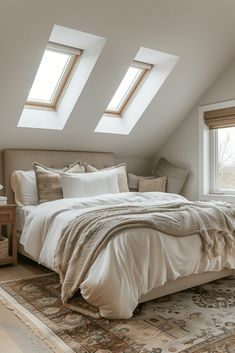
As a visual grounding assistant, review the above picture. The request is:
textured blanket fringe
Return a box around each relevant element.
[64,301,101,319]
[0,287,75,353]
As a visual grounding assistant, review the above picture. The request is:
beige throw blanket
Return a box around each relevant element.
[54,201,235,305]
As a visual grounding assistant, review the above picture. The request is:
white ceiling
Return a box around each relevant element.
[1,0,235,158]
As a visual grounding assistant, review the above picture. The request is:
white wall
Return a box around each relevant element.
[117,156,152,175]
[0,151,3,195]
[155,59,235,200]
[1,1,235,159]
[2,1,235,188]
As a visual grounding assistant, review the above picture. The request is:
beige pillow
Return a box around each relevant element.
[85,163,129,192]
[138,176,167,192]
[66,162,85,173]
[154,158,189,194]
[128,173,154,191]
[33,161,85,204]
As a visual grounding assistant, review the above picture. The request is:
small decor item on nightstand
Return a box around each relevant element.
[0,196,7,205]
[0,235,8,259]
[0,185,7,205]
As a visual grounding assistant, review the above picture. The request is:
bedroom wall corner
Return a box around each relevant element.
[152,107,199,200]
[152,57,235,201]
[116,156,152,176]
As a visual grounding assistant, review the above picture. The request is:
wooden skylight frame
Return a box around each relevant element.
[25,42,82,110]
[105,60,153,116]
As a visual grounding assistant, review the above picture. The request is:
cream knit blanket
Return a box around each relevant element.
[54,201,235,304]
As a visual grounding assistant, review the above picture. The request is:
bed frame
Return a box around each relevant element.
[3,148,235,304]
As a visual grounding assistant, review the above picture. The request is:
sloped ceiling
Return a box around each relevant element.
[1,0,235,158]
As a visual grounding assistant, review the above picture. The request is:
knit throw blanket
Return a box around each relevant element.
[54,201,235,304]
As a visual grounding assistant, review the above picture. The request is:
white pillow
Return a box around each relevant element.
[61,169,120,198]
[11,170,38,207]
[85,163,129,192]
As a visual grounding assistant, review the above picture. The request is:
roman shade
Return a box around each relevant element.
[204,106,235,129]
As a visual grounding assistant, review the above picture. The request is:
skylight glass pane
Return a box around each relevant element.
[106,67,143,112]
[27,50,71,103]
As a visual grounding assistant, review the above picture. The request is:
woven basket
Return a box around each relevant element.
[0,235,8,259]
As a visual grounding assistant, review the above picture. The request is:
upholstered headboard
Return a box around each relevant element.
[3,149,115,203]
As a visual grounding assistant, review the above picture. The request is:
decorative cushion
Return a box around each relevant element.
[33,161,84,204]
[138,176,167,192]
[11,170,38,207]
[61,169,119,198]
[154,158,189,194]
[128,173,154,191]
[85,163,129,192]
[66,162,85,173]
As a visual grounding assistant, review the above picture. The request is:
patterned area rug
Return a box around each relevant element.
[0,273,235,353]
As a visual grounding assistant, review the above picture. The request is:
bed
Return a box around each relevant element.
[3,149,235,319]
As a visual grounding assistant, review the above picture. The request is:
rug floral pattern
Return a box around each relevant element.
[0,273,235,353]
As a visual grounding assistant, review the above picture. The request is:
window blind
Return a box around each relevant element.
[48,42,82,56]
[132,60,153,70]
[204,106,235,129]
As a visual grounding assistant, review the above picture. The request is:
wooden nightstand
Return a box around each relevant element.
[0,205,17,266]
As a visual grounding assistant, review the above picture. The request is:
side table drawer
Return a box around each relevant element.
[0,210,13,223]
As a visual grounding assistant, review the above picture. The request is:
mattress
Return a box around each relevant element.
[16,205,36,233]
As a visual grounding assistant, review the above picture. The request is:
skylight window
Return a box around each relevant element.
[26,42,82,109]
[105,61,152,116]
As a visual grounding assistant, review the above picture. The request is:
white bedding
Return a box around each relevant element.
[16,205,37,232]
[20,192,235,318]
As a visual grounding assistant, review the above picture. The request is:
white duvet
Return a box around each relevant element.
[20,192,235,318]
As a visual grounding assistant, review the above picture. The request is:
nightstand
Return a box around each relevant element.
[0,205,17,266]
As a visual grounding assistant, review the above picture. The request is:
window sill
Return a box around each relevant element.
[200,193,235,203]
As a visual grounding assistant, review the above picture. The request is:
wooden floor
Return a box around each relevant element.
[0,255,52,353]
[0,254,50,281]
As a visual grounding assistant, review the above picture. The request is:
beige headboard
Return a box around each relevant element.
[4,149,115,204]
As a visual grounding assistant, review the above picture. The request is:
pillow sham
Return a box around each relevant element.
[33,161,84,204]
[61,169,119,198]
[85,163,129,192]
[154,157,189,194]
[66,162,85,173]
[11,170,38,207]
[138,176,167,192]
[128,173,155,191]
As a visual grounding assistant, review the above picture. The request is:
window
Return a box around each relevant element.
[215,127,235,194]
[26,42,82,110]
[96,47,179,135]
[19,25,106,130]
[204,106,235,195]
[210,127,235,193]
[105,61,152,116]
